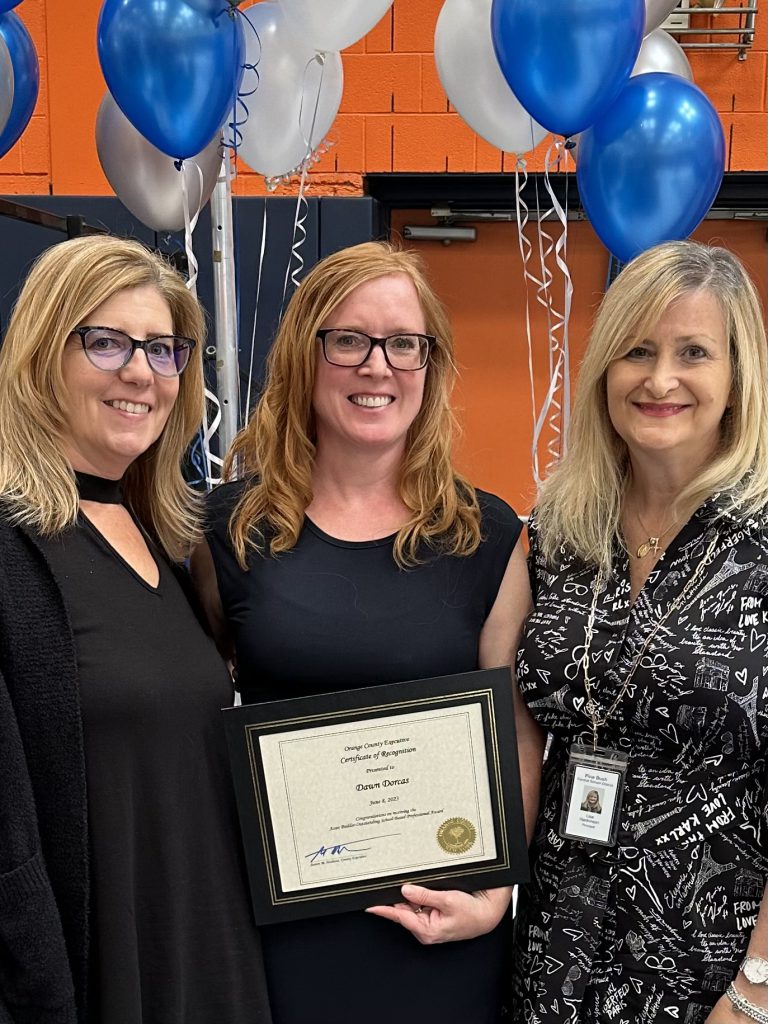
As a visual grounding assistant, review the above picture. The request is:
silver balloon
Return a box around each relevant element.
[644,0,679,33]
[435,0,547,155]
[280,0,393,53]
[96,92,222,232]
[0,33,13,140]
[632,28,693,80]
[236,2,343,179]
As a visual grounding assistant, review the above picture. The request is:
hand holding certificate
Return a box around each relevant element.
[224,667,529,924]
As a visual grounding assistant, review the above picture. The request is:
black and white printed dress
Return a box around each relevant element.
[512,496,768,1024]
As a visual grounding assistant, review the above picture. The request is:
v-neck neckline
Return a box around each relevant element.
[79,511,162,594]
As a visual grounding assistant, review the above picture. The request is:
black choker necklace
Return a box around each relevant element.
[75,471,124,504]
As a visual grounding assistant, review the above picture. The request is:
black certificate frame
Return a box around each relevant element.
[223,667,529,925]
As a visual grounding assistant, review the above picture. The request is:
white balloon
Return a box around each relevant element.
[96,92,222,232]
[0,34,13,140]
[644,0,679,34]
[236,3,343,179]
[279,0,392,53]
[434,0,547,155]
[632,28,693,80]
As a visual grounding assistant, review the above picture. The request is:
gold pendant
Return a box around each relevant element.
[636,537,659,558]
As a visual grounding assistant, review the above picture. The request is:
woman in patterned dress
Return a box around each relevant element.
[512,241,768,1024]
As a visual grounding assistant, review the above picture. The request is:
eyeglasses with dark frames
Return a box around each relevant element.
[316,329,434,371]
[71,326,197,377]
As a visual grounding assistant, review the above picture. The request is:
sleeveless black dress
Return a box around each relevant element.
[206,482,523,1024]
[41,512,270,1024]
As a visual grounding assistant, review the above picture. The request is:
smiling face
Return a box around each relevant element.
[606,290,732,472]
[311,273,428,457]
[59,284,180,478]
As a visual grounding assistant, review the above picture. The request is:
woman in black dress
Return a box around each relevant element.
[193,241,544,1024]
[513,241,768,1024]
[0,236,270,1023]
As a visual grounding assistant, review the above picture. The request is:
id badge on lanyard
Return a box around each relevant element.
[559,744,628,848]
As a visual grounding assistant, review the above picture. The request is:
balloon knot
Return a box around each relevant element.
[173,159,184,172]
[564,138,577,150]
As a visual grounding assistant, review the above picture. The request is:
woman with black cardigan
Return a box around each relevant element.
[0,236,270,1024]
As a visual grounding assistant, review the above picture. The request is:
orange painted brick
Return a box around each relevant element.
[311,141,337,174]
[34,57,48,120]
[0,173,48,194]
[394,0,442,52]
[342,53,421,113]
[421,54,448,112]
[476,136,504,172]
[728,112,768,169]
[344,39,365,55]
[392,113,475,171]
[19,2,46,58]
[695,52,767,112]
[446,117,479,171]
[365,7,393,52]
[364,114,394,171]
[0,139,23,174]
[754,0,766,50]
[20,115,50,174]
[305,173,364,195]
[231,168,363,197]
[329,114,365,171]
[503,136,553,174]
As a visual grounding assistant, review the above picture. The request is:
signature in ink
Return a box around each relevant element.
[306,833,400,864]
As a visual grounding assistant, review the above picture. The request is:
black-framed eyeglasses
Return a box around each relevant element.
[316,329,434,371]
[71,326,196,377]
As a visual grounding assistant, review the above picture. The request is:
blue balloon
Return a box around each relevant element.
[0,12,38,158]
[577,73,725,264]
[98,0,245,160]
[0,2,23,11]
[491,0,645,138]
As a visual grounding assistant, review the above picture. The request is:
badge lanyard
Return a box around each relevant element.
[559,530,720,848]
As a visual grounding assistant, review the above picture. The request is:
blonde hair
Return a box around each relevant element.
[226,241,480,567]
[0,235,206,561]
[536,240,768,573]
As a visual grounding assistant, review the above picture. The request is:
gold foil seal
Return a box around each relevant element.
[437,817,476,854]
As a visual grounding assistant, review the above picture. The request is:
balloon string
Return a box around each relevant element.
[280,53,326,313]
[531,178,555,375]
[526,160,561,483]
[223,6,261,155]
[545,140,572,449]
[181,160,222,489]
[180,161,203,297]
[244,202,268,425]
[202,389,225,488]
[514,158,542,490]
[534,139,573,472]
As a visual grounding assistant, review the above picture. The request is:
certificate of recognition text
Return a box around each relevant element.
[259,703,495,892]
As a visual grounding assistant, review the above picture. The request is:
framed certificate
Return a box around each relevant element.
[223,667,530,924]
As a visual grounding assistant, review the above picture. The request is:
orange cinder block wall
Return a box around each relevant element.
[1,0,766,195]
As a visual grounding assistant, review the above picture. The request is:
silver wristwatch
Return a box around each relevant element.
[742,956,768,985]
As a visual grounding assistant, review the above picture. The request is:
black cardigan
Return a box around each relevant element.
[0,521,84,1022]
[0,520,264,1024]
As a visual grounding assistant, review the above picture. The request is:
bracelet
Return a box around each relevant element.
[727,982,768,1024]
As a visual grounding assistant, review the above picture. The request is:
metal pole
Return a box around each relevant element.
[210,149,240,457]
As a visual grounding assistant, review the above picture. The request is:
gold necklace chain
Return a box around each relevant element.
[581,531,720,750]
[633,509,679,559]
